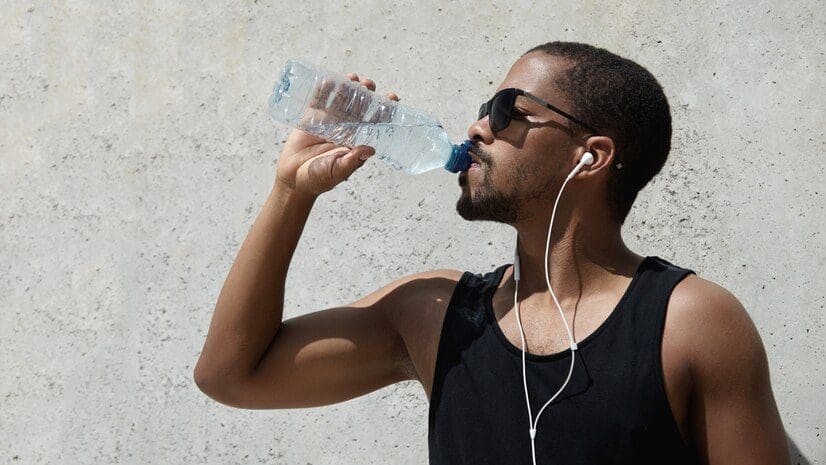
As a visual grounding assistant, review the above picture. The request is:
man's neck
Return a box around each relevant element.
[506,209,643,307]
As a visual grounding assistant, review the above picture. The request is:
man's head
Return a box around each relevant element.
[456,41,672,226]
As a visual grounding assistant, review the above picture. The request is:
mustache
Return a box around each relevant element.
[470,143,493,165]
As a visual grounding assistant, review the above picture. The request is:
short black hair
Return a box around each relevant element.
[523,42,672,225]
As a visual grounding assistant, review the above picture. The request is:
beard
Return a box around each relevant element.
[455,159,563,225]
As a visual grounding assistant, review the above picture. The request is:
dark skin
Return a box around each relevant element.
[194,52,791,465]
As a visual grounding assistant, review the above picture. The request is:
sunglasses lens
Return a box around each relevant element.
[478,90,516,133]
[490,90,515,133]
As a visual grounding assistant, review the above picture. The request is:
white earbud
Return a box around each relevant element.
[565,151,595,181]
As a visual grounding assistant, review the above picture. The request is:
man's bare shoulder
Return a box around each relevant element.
[666,273,768,386]
[380,267,466,334]
[378,268,466,386]
[389,268,466,294]
[664,272,789,462]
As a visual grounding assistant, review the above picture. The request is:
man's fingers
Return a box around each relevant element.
[385,92,399,101]
[359,77,376,91]
[294,142,343,165]
[345,73,376,90]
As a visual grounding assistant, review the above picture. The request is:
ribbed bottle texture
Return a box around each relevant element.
[268,59,471,174]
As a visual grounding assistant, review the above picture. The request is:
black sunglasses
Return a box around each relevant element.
[478,88,600,136]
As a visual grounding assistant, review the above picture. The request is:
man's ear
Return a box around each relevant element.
[575,136,616,178]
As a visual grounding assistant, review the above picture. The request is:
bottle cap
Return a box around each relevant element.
[444,140,473,173]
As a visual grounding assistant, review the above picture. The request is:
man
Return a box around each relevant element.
[194,42,790,464]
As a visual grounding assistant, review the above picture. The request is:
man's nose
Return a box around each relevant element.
[467,115,495,146]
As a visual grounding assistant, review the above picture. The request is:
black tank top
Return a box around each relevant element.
[428,256,698,465]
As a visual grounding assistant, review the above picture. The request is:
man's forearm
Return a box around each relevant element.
[194,182,316,383]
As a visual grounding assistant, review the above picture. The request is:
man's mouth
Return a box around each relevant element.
[467,147,482,169]
[468,148,480,164]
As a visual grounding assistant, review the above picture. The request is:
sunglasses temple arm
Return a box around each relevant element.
[522,92,599,135]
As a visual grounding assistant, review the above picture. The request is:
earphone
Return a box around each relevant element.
[567,151,595,180]
[513,151,594,465]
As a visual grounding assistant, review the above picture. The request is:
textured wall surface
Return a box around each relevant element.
[1,1,823,464]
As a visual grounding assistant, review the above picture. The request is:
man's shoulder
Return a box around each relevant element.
[662,271,789,462]
[668,273,753,333]
[409,267,466,284]
[665,272,768,387]
[372,267,465,328]
[374,268,466,385]
[382,267,466,302]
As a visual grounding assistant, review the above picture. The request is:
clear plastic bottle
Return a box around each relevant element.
[268,58,472,174]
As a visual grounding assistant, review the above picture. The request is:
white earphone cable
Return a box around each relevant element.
[514,156,588,465]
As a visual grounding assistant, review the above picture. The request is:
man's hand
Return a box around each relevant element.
[274,73,400,198]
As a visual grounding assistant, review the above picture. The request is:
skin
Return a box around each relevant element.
[194,53,791,464]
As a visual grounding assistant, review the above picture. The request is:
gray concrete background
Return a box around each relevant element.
[1,0,823,463]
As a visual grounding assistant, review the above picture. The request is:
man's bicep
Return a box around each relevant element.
[685,280,790,465]
[203,268,457,410]
[204,273,424,409]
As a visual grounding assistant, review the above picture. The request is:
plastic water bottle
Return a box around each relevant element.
[267,58,472,175]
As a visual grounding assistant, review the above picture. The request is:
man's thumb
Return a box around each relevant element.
[352,145,375,162]
[344,145,375,171]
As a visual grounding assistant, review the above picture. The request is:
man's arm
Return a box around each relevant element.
[200,267,458,409]
[192,175,422,409]
[673,276,790,464]
[193,73,425,408]
[193,177,453,409]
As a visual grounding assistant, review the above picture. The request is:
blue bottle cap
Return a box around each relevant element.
[444,139,473,173]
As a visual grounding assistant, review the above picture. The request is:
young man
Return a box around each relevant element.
[194,42,790,464]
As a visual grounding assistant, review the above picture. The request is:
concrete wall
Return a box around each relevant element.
[1,1,822,463]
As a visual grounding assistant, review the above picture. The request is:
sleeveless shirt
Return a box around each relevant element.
[428,256,698,465]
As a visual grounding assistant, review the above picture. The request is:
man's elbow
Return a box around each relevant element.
[193,365,241,406]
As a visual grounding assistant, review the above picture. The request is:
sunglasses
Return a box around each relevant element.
[478,88,600,136]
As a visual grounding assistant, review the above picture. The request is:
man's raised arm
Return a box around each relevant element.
[193,75,417,408]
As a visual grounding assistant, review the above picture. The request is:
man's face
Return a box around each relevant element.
[456,52,583,225]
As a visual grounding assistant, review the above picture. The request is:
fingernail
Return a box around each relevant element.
[359,153,371,161]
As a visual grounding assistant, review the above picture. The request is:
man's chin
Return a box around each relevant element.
[456,195,490,222]
[455,190,520,224]
[455,195,477,221]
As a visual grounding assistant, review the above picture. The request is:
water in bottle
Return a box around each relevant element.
[268,59,472,175]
